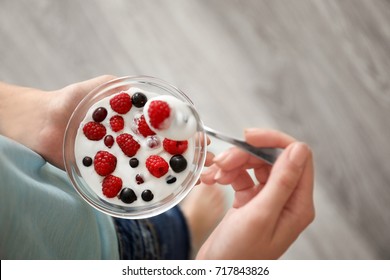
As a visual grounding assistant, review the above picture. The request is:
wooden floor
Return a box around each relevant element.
[1,0,390,259]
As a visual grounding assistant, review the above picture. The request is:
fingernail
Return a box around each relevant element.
[288,142,309,168]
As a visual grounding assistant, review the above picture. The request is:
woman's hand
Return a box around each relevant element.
[197,128,315,259]
[0,75,115,169]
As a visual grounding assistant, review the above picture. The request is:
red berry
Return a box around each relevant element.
[135,174,144,184]
[83,121,106,141]
[146,155,169,178]
[116,133,140,157]
[148,100,171,129]
[102,175,122,198]
[110,115,124,132]
[94,151,117,176]
[110,92,132,114]
[163,138,188,155]
[104,135,115,148]
[92,107,108,122]
[138,115,156,137]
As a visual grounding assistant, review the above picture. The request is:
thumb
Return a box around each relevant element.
[252,142,310,218]
[58,75,117,110]
[72,75,117,96]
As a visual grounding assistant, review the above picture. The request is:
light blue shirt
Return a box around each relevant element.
[0,135,119,259]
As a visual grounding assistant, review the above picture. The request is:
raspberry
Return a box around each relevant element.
[116,133,140,157]
[110,115,124,132]
[138,115,156,137]
[94,151,117,176]
[83,121,106,141]
[146,155,169,178]
[110,92,132,114]
[148,100,171,129]
[163,139,188,155]
[102,175,122,198]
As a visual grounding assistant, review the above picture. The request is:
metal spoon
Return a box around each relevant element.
[203,126,283,165]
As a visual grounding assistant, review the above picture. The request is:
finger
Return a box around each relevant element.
[202,162,255,191]
[205,151,215,167]
[61,75,117,108]
[276,149,315,229]
[291,150,315,211]
[251,142,310,219]
[213,128,296,171]
[213,147,250,170]
[200,164,219,185]
[73,75,117,95]
[206,135,211,146]
[233,184,262,208]
[244,128,296,148]
[271,156,315,249]
[215,168,258,208]
[230,169,255,192]
[197,133,210,147]
[253,164,272,184]
[213,147,266,171]
[213,168,243,185]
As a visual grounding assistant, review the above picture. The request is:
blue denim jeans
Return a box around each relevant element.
[113,206,191,259]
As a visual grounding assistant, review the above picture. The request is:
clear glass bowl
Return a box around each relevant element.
[63,76,206,219]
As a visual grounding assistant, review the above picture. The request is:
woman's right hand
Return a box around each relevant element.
[197,128,315,259]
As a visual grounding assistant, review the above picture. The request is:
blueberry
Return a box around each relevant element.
[169,155,187,173]
[131,92,148,108]
[82,156,93,167]
[141,190,154,202]
[92,107,107,122]
[166,175,177,184]
[119,188,137,204]
[129,158,139,168]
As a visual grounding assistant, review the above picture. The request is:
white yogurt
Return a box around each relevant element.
[74,88,196,208]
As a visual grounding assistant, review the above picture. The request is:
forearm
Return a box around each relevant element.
[0,82,29,133]
[1,82,47,133]
[0,76,115,169]
[0,81,53,158]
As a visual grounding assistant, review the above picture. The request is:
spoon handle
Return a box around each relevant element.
[203,126,283,165]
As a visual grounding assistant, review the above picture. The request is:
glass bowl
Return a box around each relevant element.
[63,76,206,219]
